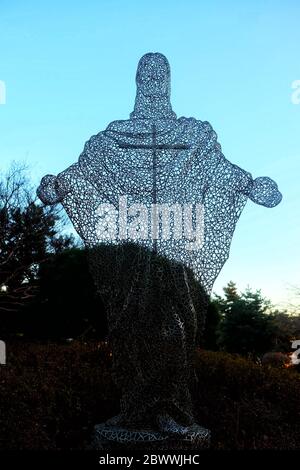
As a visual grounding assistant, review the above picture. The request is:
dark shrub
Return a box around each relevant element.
[0,343,299,450]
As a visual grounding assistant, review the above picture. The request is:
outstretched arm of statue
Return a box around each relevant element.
[204,121,282,208]
[219,158,282,208]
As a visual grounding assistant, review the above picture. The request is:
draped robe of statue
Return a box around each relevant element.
[37,53,282,435]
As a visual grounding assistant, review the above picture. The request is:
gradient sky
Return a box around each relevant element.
[0,0,299,307]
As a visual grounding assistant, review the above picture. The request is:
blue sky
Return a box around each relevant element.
[0,0,299,306]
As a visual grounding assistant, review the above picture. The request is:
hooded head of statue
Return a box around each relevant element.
[130,52,176,119]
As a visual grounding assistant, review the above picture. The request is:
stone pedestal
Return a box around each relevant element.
[92,423,211,451]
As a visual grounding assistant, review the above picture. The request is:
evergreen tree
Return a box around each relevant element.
[217,284,274,356]
[0,163,73,317]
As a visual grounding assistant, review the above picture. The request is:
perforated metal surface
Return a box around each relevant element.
[37,52,282,434]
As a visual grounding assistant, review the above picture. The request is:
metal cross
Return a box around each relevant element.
[119,124,190,253]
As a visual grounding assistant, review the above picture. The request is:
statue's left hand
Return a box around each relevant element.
[249,176,282,208]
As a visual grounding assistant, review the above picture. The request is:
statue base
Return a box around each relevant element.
[92,423,211,451]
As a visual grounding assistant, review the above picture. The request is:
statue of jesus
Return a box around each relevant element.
[37,52,282,444]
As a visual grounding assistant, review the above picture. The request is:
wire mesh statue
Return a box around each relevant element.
[37,52,282,442]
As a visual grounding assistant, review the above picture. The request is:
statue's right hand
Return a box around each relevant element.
[37,174,66,205]
[249,176,282,208]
